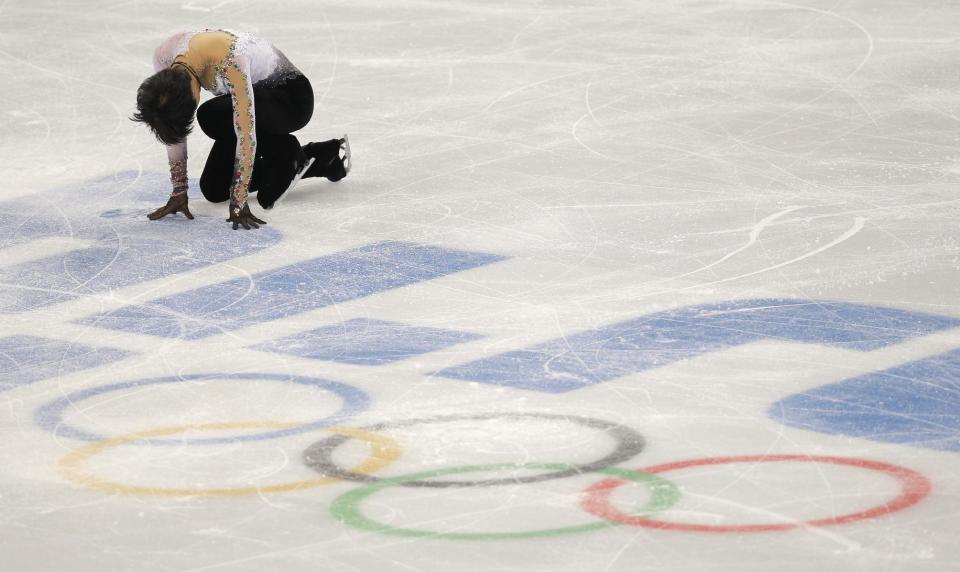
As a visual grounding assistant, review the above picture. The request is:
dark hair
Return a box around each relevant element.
[131,68,196,145]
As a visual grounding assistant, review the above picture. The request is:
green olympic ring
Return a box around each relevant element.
[331,462,680,540]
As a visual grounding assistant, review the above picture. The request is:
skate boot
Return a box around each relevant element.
[260,141,313,210]
[302,135,351,182]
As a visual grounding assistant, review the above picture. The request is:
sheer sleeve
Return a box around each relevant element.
[152,45,166,73]
[217,48,257,212]
[165,143,189,195]
[153,44,189,196]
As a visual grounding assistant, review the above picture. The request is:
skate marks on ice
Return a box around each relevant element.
[34,372,371,444]
[76,242,506,339]
[0,171,282,313]
[0,335,132,392]
[0,173,504,395]
[43,401,932,539]
[772,348,960,453]
[432,299,960,452]
[258,318,483,366]
[435,299,960,393]
[0,179,951,542]
[0,171,280,392]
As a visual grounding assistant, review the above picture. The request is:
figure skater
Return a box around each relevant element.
[133,29,350,229]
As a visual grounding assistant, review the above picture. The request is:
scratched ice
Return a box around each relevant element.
[1,1,959,571]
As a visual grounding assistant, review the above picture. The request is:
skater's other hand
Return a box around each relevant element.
[226,203,266,230]
[147,194,194,221]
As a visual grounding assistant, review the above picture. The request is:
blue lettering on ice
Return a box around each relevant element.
[769,348,960,453]
[258,318,483,365]
[434,299,960,393]
[0,335,132,392]
[76,242,507,339]
[0,172,282,313]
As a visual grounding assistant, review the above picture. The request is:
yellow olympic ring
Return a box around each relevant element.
[57,421,402,498]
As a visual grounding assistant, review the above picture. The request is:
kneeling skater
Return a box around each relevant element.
[134,29,350,229]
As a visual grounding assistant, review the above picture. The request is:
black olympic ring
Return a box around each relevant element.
[302,412,646,488]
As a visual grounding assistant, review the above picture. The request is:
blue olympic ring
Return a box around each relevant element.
[34,373,370,445]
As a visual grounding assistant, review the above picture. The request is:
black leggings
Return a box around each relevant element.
[196,74,329,208]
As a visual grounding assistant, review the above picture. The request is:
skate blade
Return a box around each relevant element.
[341,134,351,175]
[268,157,316,209]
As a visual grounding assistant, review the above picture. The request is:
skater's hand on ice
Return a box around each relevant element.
[147,193,194,221]
[226,203,266,230]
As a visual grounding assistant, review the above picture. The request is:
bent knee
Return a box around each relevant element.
[199,171,230,203]
[196,97,236,141]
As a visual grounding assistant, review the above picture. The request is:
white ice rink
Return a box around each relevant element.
[2,0,960,570]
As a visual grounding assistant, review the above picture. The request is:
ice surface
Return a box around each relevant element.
[1,0,960,570]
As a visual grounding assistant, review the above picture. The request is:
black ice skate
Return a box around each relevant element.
[302,134,351,182]
[260,153,314,210]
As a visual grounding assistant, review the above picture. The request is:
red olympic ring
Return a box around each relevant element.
[581,454,931,533]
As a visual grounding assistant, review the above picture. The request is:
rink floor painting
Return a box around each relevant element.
[3,0,960,570]
[1,173,956,546]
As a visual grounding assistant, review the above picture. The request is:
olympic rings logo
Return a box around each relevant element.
[44,373,933,540]
[58,422,402,497]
